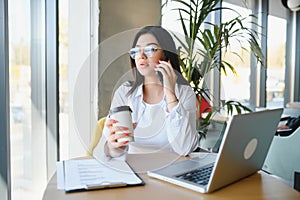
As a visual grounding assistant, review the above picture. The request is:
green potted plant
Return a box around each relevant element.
[162,0,264,139]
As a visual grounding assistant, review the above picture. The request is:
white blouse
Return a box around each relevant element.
[93,82,200,160]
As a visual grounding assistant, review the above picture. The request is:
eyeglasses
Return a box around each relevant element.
[129,45,161,59]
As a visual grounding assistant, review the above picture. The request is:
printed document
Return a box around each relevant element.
[57,158,144,192]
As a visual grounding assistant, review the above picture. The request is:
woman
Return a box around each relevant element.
[94,26,199,159]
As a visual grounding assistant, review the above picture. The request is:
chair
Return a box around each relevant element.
[86,117,106,156]
[263,127,300,187]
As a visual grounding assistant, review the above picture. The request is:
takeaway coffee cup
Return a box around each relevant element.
[109,106,134,143]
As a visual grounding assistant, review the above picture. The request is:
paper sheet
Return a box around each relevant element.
[57,158,143,192]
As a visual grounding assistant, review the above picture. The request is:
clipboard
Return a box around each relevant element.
[57,158,144,192]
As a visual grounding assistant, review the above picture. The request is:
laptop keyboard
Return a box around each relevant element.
[175,163,214,186]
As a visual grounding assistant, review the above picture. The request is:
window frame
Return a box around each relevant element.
[295,11,300,101]
[0,0,11,199]
[45,0,59,178]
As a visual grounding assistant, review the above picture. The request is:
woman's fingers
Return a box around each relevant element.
[157,60,171,76]
[156,60,177,95]
[110,131,131,141]
[109,126,128,134]
[108,132,131,148]
[106,119,132,148]
[105,118,118,128]
[106,118,134,149]
[157,60,177,79]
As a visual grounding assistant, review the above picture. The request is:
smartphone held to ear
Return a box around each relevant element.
[156,71,163,84]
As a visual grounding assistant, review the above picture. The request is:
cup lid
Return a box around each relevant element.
[109,105,132,115]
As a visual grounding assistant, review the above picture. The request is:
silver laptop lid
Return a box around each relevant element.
[207,108,283,192]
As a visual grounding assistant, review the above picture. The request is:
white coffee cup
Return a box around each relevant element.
[109,106,134,143]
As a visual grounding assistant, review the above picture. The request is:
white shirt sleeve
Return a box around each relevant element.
[165,85,200,156]
[93,85,130,160]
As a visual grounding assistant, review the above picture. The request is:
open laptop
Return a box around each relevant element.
[147,108,283,193]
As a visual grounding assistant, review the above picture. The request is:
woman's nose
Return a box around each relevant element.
[139,48,147,59]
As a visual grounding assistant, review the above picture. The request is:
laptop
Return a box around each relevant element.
[147,108,283,193]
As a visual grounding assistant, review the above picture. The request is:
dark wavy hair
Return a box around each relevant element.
[127,26,188,96]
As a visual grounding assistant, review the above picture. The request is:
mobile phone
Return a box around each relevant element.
[156,56,168,84]
[156,71,163,84]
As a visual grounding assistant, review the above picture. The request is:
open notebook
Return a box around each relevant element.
[148,109,283,193]
[57,158,144,192]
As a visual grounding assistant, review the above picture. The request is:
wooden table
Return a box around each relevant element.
[43,153,300,200]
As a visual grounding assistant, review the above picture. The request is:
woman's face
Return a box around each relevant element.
[133,33,164,77]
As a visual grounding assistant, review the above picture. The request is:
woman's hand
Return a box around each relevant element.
[155,59,177,93]
[105,119,132,150]
[155,59,179,110]
[105,119,137,155]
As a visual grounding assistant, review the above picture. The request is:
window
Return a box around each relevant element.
[8,0,59,199]
[162,0,289,109]
[59,0,69,161]
[9,0,47,199]
[220,2,253,105]
[161,0,185,35]
[266,15,287,108]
